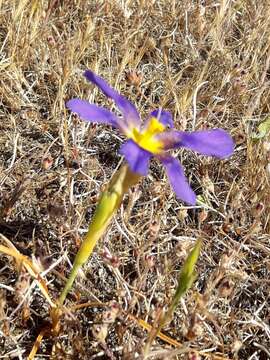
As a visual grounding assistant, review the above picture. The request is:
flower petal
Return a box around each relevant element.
[179,129,234,158]
[66,99,120,128]
[120,140,152,175]
[84,70,140,128]
[161,156,196,205]
[149,109,174,128]
[158,129,234,158]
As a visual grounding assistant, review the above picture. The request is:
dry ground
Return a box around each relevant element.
[0,1,270,359]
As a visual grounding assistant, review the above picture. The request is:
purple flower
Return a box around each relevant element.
[67,70,234,205]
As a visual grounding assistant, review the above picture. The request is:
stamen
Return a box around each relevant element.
[129,117,165,154]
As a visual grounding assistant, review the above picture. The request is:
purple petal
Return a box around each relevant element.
[161,156,196,205]
[120,140,152,175]
[84,70,140,128]
[158,129,234,158]
[149,109,174,128]
[66,99,119,128]
[178,129,234,158]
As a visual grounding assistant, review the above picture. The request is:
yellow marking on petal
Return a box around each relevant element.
[129,117,166,154]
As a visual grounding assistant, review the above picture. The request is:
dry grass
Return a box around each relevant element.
[0,0,270,359]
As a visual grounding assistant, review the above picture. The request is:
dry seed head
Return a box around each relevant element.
[178,208,188,221]
[42,155,54,170]
[146,37,156,50]
[186,322,204,340]
[125,70,142,87]
[232,78,247,95]
[150,303,166,324]
[266,163,270,177]
[218,278,234,298]
[188,351,201,360]
[251,202,264,218]
[234,132,246,145]
[101,247,120,268]
[102,302,120,324]
[22,304,30,326]
[51,342,66,358]
[231,339,243,354]
[149,220,160,238]
[15,272,30,303]
[198,209,208,223]
[263,141,270,153]
[92,324,108,344]
[202,175,215,194]
[222,222,232,234]
[219,252,233,270]
[198,108,209,119]
[0,292,7,320]
[47,35,56,46]
[151,181,164,196]
[235,227,242,236]
[163,36,172,47]
[144,254,156,269]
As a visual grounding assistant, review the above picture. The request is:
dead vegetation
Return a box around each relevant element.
[0,0,270,359]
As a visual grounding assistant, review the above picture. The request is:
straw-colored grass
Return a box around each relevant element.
[0,1,269,359]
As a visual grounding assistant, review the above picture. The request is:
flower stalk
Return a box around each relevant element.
[58,164,140,305]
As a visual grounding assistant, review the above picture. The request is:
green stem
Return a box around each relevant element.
[58,262,81,305]
[58,164,140,305]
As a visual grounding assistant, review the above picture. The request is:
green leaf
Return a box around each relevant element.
[252,116,270,140]
[170,239,201,312]
[152,240,202,336]
[197,194,211,207]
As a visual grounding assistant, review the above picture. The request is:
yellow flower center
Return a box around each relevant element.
[129,117,165,154]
